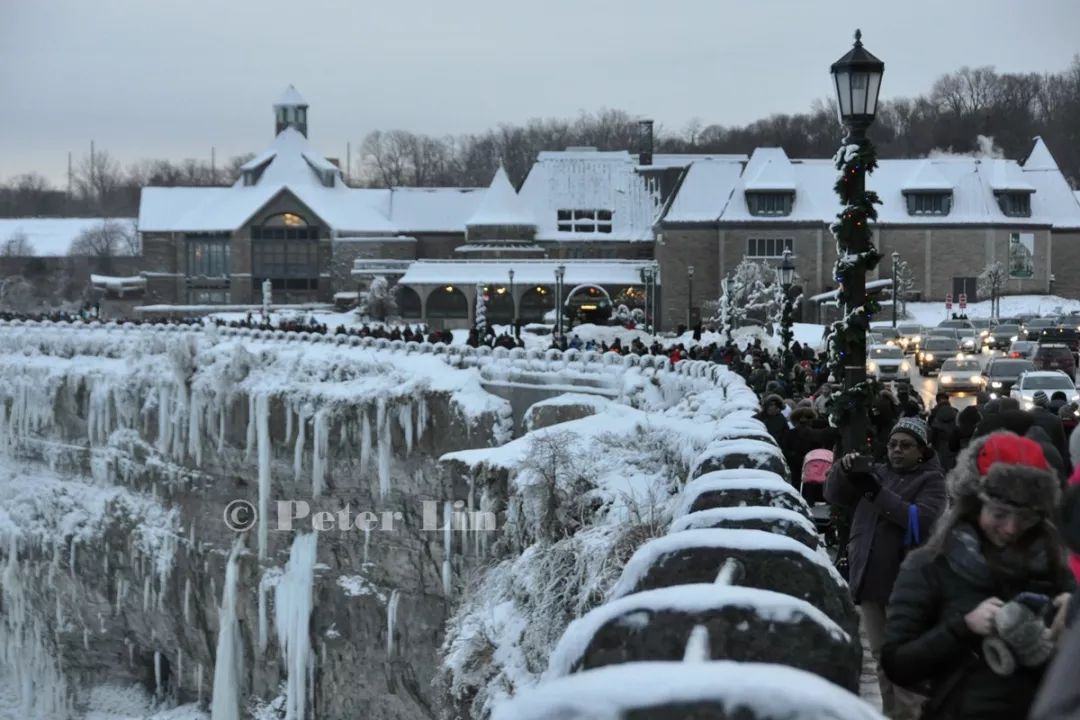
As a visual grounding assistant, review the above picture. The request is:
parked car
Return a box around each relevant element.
[866,344,911,383]
[938,357,985,394]
[986,323,1021,350]
[1032,342,1077,379]
[1008,340,1039,360]
[917,337,961,376]
[896,324,924,354]
[982,357,1036,398]
[1023,317,1059,340]
[1010,370,1080,409]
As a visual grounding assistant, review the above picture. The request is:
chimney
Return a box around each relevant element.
[638,119,654,166]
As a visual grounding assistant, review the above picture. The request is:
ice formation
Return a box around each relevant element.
[386,589,401,657]
[210,541,243,720]
[255,392,272,559]
[275,533,318,720]
[311,408,329,497]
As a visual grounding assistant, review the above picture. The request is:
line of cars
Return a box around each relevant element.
[866,314,1080,404]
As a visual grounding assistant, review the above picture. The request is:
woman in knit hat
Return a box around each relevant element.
[825,416,946,719]
[882,432,1075,720]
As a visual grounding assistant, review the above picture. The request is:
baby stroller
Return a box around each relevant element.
[801,449,834,534]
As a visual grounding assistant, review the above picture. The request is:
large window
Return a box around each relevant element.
[746,192,794,216]
[557,209,613,233]
[906,193,951,216]
[746,237,794,258]
[186,234,231,277]
[997,192,1032,218]
[252,215,320,291]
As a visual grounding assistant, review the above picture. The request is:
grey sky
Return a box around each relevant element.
[3,0,1078,187]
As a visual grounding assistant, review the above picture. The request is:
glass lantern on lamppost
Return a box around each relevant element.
[779,249,796,379]
[830,29,884,457]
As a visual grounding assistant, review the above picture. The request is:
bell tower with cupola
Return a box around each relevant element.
[273,85,308,137]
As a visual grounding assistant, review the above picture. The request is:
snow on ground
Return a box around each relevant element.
[900,294,1080,327]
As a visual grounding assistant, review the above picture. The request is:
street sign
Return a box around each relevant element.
[959,293,967,310]
[945,293,953,310]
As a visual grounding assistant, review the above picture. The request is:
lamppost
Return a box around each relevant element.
[891,252,900,328]
[508,268,517,337]
[554,264,566,343]
[779,249,796,378]
[640,264,656,336]
[830,29,885,456]
[686,265,695,329]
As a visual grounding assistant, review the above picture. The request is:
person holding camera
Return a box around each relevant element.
[881,433,1074,720]
[825,416,947,719]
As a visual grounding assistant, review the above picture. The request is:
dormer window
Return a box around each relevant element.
[557,209,612,233]
[746,192,793,217]
[905,191,951,216]
[997,191,1032,218]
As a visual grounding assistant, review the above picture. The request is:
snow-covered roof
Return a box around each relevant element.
[467,166,536,227]
[743,148,797,191]
[666,149,1080,228]
[274,85,307,107]
[90,274,145,290]
[399,260,651,287]
[388,187,484,233]
[518,150,664,242]
[0,217,137,256]
[492,661,884,720]
[663,159,743,224]
[901,160,953,192]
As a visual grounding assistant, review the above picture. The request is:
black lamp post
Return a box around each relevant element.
[891,252,900,328]
[830,29,885,455]
[779,249,796,377]
[686,265,694,329]
[508,268,517,337]
[641,264,657,336]
[554,264,565,343]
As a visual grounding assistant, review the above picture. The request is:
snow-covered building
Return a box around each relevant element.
[131,87,1080,328]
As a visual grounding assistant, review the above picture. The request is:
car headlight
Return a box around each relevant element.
[941,375,954,384]
[912,336,921,343]
[886,340,896,347]
[1024,400,1035,410]
[1011,336,1018,342]
[991,381,1003,388]
[981,330,990,337]
[867,361,878,373]
[924,353,934,361]
[900,361,911,372]
[974,376,986,384]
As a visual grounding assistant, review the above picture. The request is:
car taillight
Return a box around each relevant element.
[1010,352,1020,358]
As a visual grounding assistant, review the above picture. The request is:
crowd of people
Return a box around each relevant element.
[747,364,1080,719]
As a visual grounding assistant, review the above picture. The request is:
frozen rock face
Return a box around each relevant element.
[0,325,510,718]
[522,394,610,432]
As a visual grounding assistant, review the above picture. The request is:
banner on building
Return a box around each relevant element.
[1008,232,1035,278]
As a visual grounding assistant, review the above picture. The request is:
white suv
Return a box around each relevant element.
[1009,370,1080,409]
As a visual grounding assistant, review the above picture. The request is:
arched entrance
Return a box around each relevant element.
[564,284,613,327]
[426,285,468,321]
[398,286,422,319]
[483,285,515,324]
[519,285,554,323]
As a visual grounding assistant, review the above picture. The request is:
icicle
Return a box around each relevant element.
[69,539,76,579]
[468,477,476,558]
[714,558,744,586]
[83,627,89,651]
[189,522,196,552]
[256,392,272,559]
[211,540,244,720]
[359,408,371,473]
[386,590,401,657]
[417,396,428,441]
[362,525,371,566]
[143,575,152,612]
[177,647,183,691]
[103,549,109,577]
[197,664,204,704]
[338,416,349,451]
[157,384,171,454]
[154,651,163,697]
[188,388,203,466]
[258,578,268,654]
[275,533,318,720]
[285,399,293,444]
[442,502,452,596]
[376,398,391,500]
[128,641,134,667]
[183,578,192,623]
[217,401,227,453]
[398,403,413,453]
[245,393,256,461]
[294,404,311,483]
[683,625,710,662]
[311,408,329,498]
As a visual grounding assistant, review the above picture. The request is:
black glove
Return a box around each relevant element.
[848,471,882,501]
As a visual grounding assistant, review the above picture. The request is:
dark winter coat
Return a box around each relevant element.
[824,452,947,604]
[882,528,1074,720]
[930,402,959,468]
[949,406,981,455]
[1030,406,1071,475]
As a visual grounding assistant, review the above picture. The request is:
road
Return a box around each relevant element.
[895,349,998,413]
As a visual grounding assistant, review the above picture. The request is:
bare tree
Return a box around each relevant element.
[1,231,35,257]
[978,261,1007,318]
[69,220,138,258]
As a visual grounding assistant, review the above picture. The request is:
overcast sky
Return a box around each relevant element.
[3,0,1079,187]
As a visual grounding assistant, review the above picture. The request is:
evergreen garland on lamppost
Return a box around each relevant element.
[827,29,885,455]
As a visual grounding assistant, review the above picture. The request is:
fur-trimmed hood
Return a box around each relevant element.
[949,431,1061,518]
